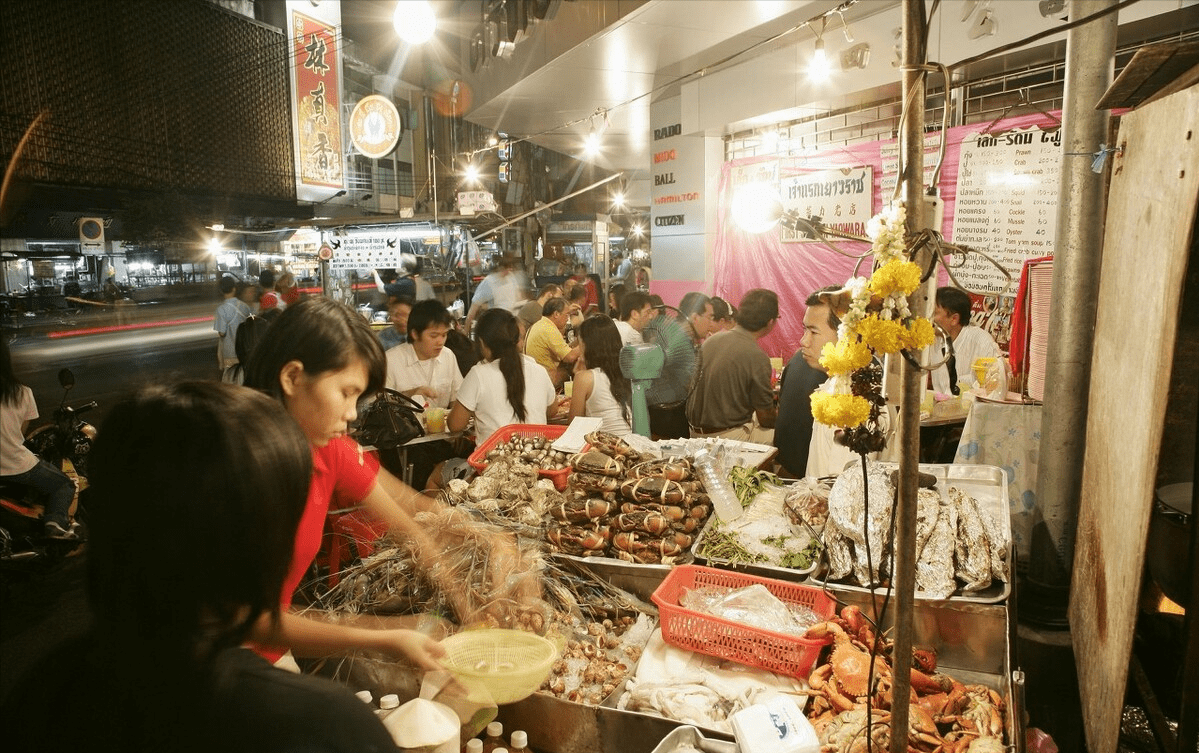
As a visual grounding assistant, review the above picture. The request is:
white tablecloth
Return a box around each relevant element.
[954,400,1043,565]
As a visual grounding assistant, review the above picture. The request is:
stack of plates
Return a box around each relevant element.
[1026,259,1054,401]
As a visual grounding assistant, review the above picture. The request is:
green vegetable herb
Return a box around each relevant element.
[728,465,782,508]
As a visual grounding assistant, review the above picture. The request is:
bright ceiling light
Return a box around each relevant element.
[394,1,436,45]
[463,163,480,183]
[584,132,601,156]
[631,223,644,237]
[207,238,223,256]
[731,182,784,234]
[808,37,832,79]
[613,192,625,209]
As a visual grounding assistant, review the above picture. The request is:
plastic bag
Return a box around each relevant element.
[679,584,818,636]
[982,357,1011,400]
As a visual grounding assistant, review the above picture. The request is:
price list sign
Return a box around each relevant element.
[951,127,1062,294]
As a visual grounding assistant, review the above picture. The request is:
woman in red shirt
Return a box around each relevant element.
[245,297,509,667]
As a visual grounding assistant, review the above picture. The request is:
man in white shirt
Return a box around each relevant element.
[929,287,1001,395]
[384,299,463,410]
[382,299,466,489]
[614,290,655,347]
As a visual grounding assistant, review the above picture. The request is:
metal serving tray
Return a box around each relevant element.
[809,462,1012,604]
[500,562,1024,753]
[690,484,820,582]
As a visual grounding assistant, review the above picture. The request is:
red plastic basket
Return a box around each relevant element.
[651,564,836,678]
[467,424,572,490]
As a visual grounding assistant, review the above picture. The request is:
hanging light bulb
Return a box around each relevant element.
[463,163,480,184]
[394,1,436,45]
[584,131,601,156]
[613,192,625,209]
[808,20,832,80]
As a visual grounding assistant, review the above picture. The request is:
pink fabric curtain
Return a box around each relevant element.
[712,113,1061,359]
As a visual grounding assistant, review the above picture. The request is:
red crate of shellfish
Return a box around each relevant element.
[467,424,572,490]
[651,564,836,678]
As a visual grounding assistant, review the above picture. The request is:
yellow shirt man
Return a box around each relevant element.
[524,298,580,387]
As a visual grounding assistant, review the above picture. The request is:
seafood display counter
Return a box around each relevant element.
[496,558,1024,753]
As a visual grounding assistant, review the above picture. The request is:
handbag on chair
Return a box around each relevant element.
[353,389,426,450]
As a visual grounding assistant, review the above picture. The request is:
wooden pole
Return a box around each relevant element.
[890,1,929,750]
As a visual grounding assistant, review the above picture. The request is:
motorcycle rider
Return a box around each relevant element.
[0,340,78,540]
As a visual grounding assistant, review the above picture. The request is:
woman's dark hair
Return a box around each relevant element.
[245,297,385,400]
[579,315,631,423]
[87,382,312,667]
[734,288,780,331]
[474,307,526,421]
[0,338,23,406]
[608,283,627,315]
[406,298,454,338]
[711,296,734,322]
[258,269,276,290]
[225,315,273,384]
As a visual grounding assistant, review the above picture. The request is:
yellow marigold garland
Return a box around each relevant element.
[810,204,936,435]
[811,392,872,429]
[819,338,873,376]
[868,259,922,299]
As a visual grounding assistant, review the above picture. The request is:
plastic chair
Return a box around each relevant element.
[324,508,388,588]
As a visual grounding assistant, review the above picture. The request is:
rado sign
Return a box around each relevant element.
[653,124,681,141]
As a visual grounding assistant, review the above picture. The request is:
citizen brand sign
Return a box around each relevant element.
[653,124,681,141]
[655,215,685,227]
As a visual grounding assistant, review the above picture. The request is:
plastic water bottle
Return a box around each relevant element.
[481,722,505,753]
[693,448,742,521]
[354,690,373,706]
[508,730,531,753]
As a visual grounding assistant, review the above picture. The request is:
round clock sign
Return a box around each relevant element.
[350,95,402,160]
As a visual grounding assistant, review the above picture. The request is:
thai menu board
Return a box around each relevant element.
[950,126,1063,295]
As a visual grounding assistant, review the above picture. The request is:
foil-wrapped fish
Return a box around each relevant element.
[950,486,992,592]
[827,462,893,587]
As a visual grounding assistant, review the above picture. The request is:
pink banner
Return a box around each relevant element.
[713,113,1061,359]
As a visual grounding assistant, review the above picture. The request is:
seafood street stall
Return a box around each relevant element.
[314,427,1022,753]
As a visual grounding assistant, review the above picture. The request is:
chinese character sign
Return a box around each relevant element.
[778,167,874,243]
[288,2,343,196]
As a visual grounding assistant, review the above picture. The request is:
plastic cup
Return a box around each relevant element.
[972,357,996,386]
[563,381,573,398]
[425,407,447,433]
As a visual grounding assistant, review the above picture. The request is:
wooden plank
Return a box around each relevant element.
[1071,84,1199,753]
[1097,39,1199,109]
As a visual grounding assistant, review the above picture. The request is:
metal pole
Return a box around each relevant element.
[889,3,928,751]
[1028,0,1117,623]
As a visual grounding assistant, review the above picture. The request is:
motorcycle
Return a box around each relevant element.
[0,368,96,566]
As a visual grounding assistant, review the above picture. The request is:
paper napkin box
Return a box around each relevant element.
[729,695,818,753]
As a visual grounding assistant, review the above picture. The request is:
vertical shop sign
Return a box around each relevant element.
[951,126,1062,294]
[778,168,873,242]
[287,1,343,200]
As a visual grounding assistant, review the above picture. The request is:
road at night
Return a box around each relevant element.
[9,311,220,429]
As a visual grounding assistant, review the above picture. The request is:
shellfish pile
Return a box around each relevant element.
[545,431,714,564]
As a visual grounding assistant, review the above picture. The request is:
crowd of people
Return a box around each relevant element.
[0,254,1002,748]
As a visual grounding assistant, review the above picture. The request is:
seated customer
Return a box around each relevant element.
[378,295,414,352]
[569,315,632,437]
[384,299,463,409]
[525,296,582,388]
[384,299,465,488]
[449,308,558,446]
[2,382,402,752]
